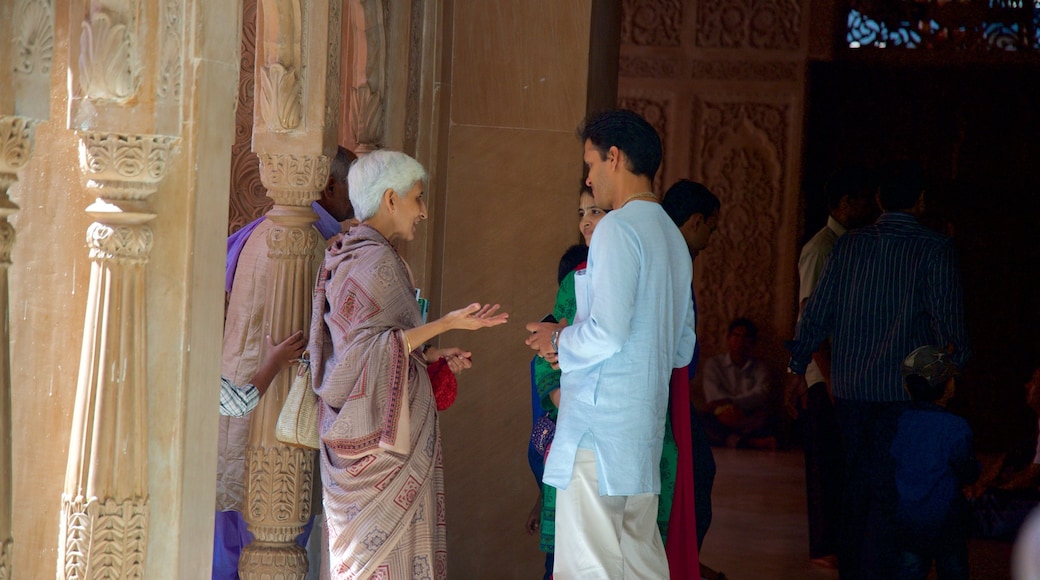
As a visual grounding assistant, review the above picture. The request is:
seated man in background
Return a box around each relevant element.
[701,318,776,449]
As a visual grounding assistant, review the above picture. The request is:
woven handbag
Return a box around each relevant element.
[275,353,320,449]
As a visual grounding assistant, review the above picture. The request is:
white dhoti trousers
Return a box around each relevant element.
[553,449,670,579]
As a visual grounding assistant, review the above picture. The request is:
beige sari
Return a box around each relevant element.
[309,224,445,580]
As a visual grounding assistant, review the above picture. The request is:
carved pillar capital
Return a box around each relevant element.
[257,152,330,206]
[77,132,177,201]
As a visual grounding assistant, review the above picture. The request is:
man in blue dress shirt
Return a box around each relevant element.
[527,109,696,579]
[784,160,971,579]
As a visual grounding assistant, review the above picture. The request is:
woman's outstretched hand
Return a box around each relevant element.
[445,303,509,331]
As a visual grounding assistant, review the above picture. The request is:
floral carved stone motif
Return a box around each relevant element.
[157,0,184,101]
[14,0,54,75]
[79,10,138,102]
[696,0,801,50]
[86,223,154,264]
[0,117,37,180]
[60,496,149,580]
[78,133,176,197]
[621,0,682,47]
[257,153,331,194]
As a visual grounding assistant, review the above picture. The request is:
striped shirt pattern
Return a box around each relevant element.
[787,212,970,402]
[219,376,260,417]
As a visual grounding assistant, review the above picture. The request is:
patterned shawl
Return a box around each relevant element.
[309,224,445,579]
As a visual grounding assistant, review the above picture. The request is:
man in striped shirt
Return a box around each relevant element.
[219,330,306,417]
[784,160,970,579]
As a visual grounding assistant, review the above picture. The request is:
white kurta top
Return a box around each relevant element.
[544,200,696,496]
[797,216,847,387]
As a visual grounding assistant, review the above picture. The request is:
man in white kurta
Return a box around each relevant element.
[528,110,696,579]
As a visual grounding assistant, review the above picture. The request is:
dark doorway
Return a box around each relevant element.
[802,61,1040,454]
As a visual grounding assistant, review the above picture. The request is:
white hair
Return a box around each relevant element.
[348,150,428,221]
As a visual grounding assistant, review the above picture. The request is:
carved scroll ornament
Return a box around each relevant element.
[0,117,38,193]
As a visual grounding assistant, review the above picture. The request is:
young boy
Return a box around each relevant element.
[890,345,980,580]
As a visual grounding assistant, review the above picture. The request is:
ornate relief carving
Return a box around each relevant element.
[157,0,185,101]
[257,152,331,193]
[617,93,671,191]
[78,9,139,102]
[257,0,303,132]
[78,133,176,198]
[60,495,149,580]
[696,0,801,50]
[267,225,320,259]
[0,222,14,266]
[325,0,343,130]
[259,64,303,132]
[346,0,388,151]
[351,85,385,148]
[14,0,55,75]
[618,56,681,79]
[692,99,788,357]
[0,117,38,177]
[245,446,315,539]
[621,0,682,47]
[241,444,314,578]
[0,538,10,580]
[86,223,154,264]
[690,60,800,82]
[229,0,270,233]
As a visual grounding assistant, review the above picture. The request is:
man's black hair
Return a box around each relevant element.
[825,165,877,211]
[578,109,662,182]
[662,179,720,228]
[878,160,926,211]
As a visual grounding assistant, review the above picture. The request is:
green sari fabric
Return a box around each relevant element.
[534,268,679,552]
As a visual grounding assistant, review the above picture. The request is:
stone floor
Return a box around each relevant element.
[700,446,1014,580]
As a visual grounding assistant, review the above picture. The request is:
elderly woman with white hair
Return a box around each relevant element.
[308,150,508,579]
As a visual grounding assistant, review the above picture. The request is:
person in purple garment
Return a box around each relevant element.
[215,146,356,580]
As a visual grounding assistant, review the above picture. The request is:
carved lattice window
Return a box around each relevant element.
[846,0,1040,50]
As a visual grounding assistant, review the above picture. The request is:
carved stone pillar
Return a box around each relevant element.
[58,0,184,576]
[241,0,341,577]
[1,0,52,574]
[0,115,38,580]
[239,154,327,579]
[59,132,174,579]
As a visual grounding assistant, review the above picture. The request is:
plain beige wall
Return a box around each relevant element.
[432,0,600,577]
